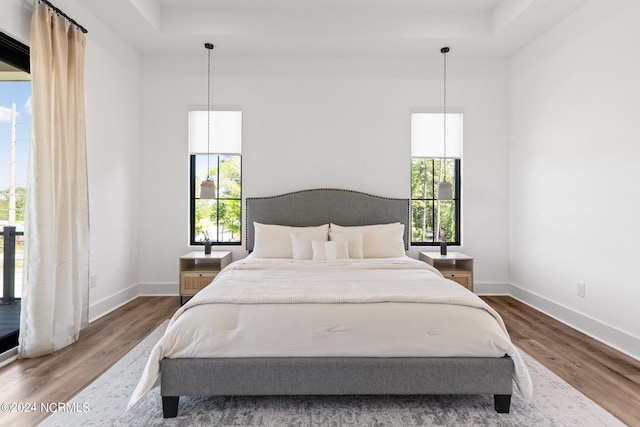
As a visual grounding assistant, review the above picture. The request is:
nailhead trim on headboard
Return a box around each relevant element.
[245,188,410,252]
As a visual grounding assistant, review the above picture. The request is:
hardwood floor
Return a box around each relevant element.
[0,297,178,427]
[0,295,638,426]
[483,296,640,426]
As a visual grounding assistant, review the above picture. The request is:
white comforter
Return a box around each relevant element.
[128,256,532,408]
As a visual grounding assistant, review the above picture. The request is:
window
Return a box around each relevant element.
[189,109,242,245]
[0,31,30,355]
[410,112,462,246]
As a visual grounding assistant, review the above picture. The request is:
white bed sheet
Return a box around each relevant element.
[128,256,532,408]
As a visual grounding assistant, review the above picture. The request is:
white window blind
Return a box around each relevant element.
[411,113,462,158]
[189,110,242,155]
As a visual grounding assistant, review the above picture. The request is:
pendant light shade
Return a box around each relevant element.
[437,181,453,200]
[200,42,216,199]
[437,46,452,201]
[200,179,216,199]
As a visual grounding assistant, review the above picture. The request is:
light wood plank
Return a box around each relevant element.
[627,374,640,384]
[0,296,178,427]
[483,296,640,426]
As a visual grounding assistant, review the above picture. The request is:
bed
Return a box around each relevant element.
[128,188,532,417]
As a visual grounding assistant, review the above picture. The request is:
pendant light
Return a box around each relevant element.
[437,47,453,201]
[200,42,216,199]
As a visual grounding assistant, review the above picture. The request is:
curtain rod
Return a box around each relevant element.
[39,0,88,34]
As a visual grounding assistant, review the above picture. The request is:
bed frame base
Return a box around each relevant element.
[494,394,511,413]
[162,394,511,418]
[162,396,179,418]
[160,356,514,418]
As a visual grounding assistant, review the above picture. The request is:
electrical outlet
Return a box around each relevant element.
[90,274,98,288]
[577,282,585,298]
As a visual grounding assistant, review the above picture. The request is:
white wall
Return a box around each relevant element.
[76,5,142,321]
[510,0,640,358]
[0,0,30,45]
[0,0,142,321]
[138,55,511,292]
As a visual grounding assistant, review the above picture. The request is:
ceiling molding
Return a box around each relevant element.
[81,0,589,57]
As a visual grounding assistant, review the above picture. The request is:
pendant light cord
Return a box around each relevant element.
[205,43,213,180]
[442,47,448,183]
[199,43,216,202]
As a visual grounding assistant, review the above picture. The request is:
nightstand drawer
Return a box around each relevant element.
[180,271,218,295]
[442,272,472,290]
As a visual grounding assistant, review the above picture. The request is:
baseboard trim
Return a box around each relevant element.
[508,283,639,361]
[0,348,18,369]
[88,284,139,323]
[88,282,178,322]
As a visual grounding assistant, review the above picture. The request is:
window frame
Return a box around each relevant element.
[188,108,243,247]
[0,32,30,72]
[189,154,243,246]
[410,158,461,246]
[410,110,462,247]
[0,31,29,356]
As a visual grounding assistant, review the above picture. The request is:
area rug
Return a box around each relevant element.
[40,321,624,426]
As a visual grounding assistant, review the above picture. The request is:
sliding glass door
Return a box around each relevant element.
[0,32,30,356]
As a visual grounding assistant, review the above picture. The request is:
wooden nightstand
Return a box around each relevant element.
[419,252,474,292]
[179,251,232,304]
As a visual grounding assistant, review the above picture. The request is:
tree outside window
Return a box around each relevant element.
[411,158,460,245]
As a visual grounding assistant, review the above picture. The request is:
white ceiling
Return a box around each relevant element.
[81,0,589,57]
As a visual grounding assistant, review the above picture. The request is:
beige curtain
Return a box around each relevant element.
[19,4,89,358]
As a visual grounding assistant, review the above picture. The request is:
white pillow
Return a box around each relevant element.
[253,222,329,258]
[329,223,405,258]
[291,230,330,260]
[328,232,364,259]
[330,222,400,231]
[311,240,350,260]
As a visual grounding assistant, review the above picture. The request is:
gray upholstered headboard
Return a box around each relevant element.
[246,188,410,252]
